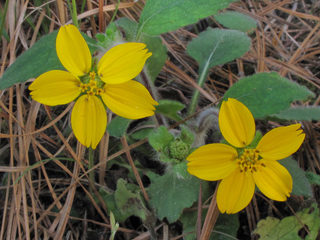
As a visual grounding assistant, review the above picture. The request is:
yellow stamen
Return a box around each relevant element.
[80,83,88,92]
[87,91,95,97]
[96,88,104,95]
[89,79,97,88]
[80,71,105,96]
[237,148,265,174]
[90,71,96,80]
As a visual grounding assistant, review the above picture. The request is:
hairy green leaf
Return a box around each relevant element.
[253,204,320,240]
[106,116,132,138]
[269,106,320,121]
[180,126,194,145]
[222,72,315,118]
[129,121,155,140]
[137,0,237,36]
[187,27,251,115]
[140,34,167,82]
[214,11,257,33]
[155,100,185,122]
[98,187,129,223]
[280,157,312,198]
[187,28,251,71]
[114,179,149,221]
[148,126,174,151]
[306,172,320,186]
[115,17,138,42]
[148,162,200,223]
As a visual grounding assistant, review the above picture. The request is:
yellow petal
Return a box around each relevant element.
[100,80,158,119]
[29,70,81,106]
[257,124,305,160]
[187,143,238,181]
[98,43,152,84]
[253,160,292,201]
[71,95,107,149]
[217,169,255,214]
[219,98,255,148]
[56,24,92,76]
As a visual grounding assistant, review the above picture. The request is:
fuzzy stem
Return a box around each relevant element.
[110,0,120,23]
[71,0,79,27]
[188,58,212,116]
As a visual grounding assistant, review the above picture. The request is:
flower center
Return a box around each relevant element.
[237,149,266,173]
[79,71,105,96]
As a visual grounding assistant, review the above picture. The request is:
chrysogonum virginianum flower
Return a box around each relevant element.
[29,25,158,149]
[187,98,305,214]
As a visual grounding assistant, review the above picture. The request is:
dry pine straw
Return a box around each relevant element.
[0,0,320,239]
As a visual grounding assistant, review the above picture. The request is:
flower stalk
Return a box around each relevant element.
[88,147,94,195]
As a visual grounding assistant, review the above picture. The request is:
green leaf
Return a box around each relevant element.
[106,116,132,138]
[0,30,98,90]
[137,0,237,36]
[253,204,320,240]
[268,106,320,121]
[147,162,200,223]
[140,34,167,82]
[95,33,106,43]
[306,172,320,186]
[148,126,174,151]
[279,157,312,198]
[214,11,257,33]
[98,187,129,223]
[180,126,194,145]
[114,179,149,221]
[115,18,138,42]
[0,31,62,90]
[187,27,251,115]
[211,213,240,240]
[187,28,251,71]
[179,209,205,240]
[95,23,123,49]
[222,72,315,118]
[155,100,185,122]
[254,217,280,240]
[129,121,155,140]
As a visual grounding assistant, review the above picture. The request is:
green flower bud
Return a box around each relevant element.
[168,138,190,161]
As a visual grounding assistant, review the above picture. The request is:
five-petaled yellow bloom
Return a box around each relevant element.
[187,98,305,214]
[29,25,158,149]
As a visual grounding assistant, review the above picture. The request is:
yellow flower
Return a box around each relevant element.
[187,98,305,214]
[29,25,158,149]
